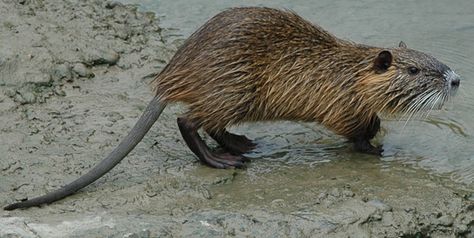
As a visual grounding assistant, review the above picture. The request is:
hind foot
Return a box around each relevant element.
[201,151,249,169]
[177,117,248,169]
[208,130,256,154]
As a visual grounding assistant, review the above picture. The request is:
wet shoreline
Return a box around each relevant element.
[0,0,473,237]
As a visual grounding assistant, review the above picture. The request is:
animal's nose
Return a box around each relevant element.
[451,76,460,87]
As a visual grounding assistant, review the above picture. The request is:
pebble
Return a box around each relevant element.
[72,62,93,78]
[12,89,36,104]
[437,215,454,227]
[94,49,120,65]
[455,224,468,234]
[366,199,392,212]
[51,63,72,81]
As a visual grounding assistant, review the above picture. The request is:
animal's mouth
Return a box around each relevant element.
[449,85,459,98]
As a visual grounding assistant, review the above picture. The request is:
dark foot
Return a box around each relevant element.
[177,117,248,169]
[208,130,256,154]
[353,139,383,155]
[202,151,249,169]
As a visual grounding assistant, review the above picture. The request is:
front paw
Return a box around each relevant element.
[364,144,383,156]
[353,140,383,156]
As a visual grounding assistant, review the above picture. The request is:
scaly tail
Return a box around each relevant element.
[4,96,166,210]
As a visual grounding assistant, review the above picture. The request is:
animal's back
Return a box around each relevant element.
[153,7,340,132]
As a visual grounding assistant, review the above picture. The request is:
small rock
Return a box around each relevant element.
[455,224,468,234]
[13,90,36,104]
[20,91,36,104]
[51,63,72,81]
[342,189,355,198]
[437,215,454,227]
[94,50,120,65]
[382,212,395,227]
[329,188,340,197]
[72,63,93,78]
[29,72,52,84]
[366,199,392,212]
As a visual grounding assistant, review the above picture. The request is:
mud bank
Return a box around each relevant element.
[0,0,473,237]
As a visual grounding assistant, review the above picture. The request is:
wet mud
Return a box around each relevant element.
[0,0,473,237]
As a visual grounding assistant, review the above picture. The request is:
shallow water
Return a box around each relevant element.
[120,0,474,185]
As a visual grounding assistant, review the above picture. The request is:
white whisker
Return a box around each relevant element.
[402,91,437,129]
[423,91,443,119]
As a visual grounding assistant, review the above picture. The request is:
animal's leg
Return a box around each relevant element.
[177,117,247,168]
[207,129,256,155]
[351,115,383,155]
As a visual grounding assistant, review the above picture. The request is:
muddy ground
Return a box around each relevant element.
[0,0,473,237]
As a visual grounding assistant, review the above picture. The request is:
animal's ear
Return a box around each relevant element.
[373,50,392,73]
[399,41,407,48]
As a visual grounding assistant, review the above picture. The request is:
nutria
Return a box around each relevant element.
[4,7,460,210]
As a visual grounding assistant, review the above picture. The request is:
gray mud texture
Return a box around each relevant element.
[0,0,473,237]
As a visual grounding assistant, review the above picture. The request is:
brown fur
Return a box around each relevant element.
[152,7,451,139]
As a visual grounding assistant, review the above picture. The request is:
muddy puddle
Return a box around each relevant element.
[1,0,473,237]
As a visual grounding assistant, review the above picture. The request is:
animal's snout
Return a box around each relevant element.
[451,76,460,87]
[445,70,460,88]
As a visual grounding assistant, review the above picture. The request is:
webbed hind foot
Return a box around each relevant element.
[208,130,256,155]
[177,117,248,168]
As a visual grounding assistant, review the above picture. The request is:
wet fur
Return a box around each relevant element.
[154,8,410,140]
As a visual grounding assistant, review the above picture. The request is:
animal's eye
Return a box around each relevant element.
[408,66,419,75]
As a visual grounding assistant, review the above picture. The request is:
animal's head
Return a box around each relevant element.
[359,41,460,116]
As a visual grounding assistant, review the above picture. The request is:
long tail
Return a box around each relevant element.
[4,96,166,210]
